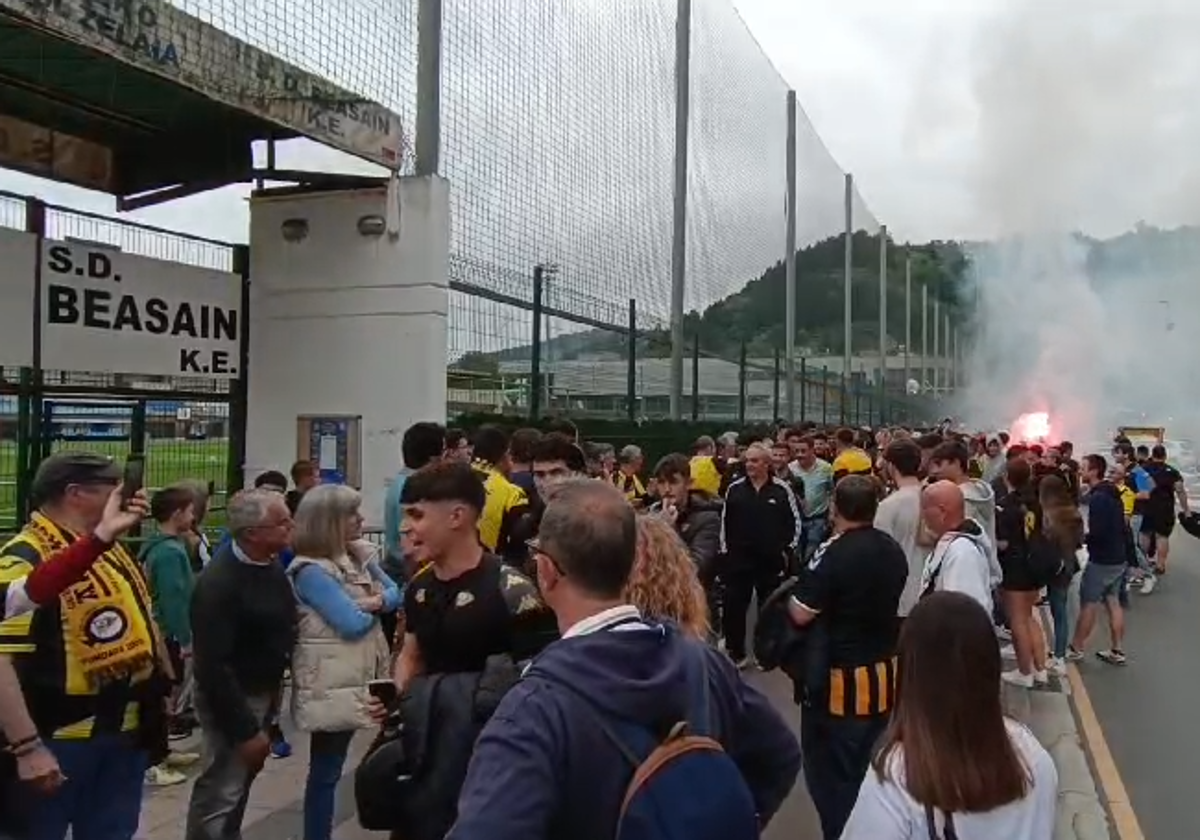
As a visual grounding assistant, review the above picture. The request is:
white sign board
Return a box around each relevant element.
[40,241,242,378]
[0,0,406,171]
[0,227,36,367]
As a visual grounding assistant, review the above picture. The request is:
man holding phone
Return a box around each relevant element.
[0,452,154,840]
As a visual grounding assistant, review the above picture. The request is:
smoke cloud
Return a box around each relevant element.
[957,1,1200,446]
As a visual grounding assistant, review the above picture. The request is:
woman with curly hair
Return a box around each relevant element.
[624,514,710,640]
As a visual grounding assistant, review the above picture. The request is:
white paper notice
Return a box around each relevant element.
[318,435,339,470]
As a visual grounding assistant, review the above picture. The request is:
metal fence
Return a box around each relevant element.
[133,1,963,427]
[154,0,930,425]
[0,191,246,532]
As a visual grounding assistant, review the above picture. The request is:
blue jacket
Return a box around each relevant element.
[1086,481,1128,566]
[448,620,801,840]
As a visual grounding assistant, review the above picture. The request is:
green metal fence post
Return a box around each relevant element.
[227,244,251,496]
[690,328,700,421]
[799,357,807,421]
[737,341,747,426]
[530,266,544,421]
[23,197,47,516]
[772,346,780,421]
[626,298,637,422]
[821,365,828,425]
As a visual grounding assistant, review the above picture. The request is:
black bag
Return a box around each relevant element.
[354,655,520,838]
[1026,535,1066,589]
[752,575,801,672]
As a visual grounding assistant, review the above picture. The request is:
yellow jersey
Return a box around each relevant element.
[473,462,530,556]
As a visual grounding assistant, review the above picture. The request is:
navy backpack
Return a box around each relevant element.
[548,643,760,840]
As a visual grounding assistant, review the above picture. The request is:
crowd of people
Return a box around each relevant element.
[0,414,1184,840]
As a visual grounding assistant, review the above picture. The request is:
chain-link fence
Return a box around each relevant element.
[151,1,955,426]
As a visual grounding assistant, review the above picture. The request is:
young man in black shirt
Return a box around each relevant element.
[786,475,908,840]
[389,462,558,691]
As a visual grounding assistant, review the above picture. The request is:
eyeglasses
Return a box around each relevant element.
[526,537,566,576]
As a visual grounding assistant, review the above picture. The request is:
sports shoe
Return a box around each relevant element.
[1033,669,1049,686]
[1047,656,1067,676]
[999,643,1016,660]
[164,750,200,769]
[1096,649,1128,666]
[1001,670,1034,689]
[1066,645,1085,662]
[145,764,188,787]
[1140,574,1157,595]
[270,737,293,759]
[996,627,1013,642]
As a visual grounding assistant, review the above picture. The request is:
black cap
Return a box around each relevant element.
[254,470,289,493]
[31,451,122,507]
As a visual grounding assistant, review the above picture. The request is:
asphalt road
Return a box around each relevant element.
[743,669,822,839]
[1076,534,1200,840]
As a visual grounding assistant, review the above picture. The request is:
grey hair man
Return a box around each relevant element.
[186,489,297,840]
[449,477,802,840]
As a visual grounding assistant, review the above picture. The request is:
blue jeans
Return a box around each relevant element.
[23,733,147,840]
[1047,582,1071,659]
[303,729,356,840]
[802,517,830,559]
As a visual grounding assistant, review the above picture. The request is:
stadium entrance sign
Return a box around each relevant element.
[0,0,406,170]
[41,241,242,378]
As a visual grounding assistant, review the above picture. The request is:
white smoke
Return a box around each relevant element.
[956,1,1200,446]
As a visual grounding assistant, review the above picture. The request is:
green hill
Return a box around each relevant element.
[453,223,1200,371]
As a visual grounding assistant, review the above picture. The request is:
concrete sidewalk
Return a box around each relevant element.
[135,672,1115,840]
[1002,680,1113,840]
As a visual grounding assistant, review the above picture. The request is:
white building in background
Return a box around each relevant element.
[467,354,956,421]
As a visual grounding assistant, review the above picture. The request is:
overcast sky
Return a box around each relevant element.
[737,0,1200,243]
[4,0,1199,252]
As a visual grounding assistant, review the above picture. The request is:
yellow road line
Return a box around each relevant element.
[1067,664,1145,840]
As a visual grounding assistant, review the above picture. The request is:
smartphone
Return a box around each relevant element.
[367,679,398,707]
[121,455,145,507]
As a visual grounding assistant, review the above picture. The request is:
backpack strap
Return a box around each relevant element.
[923,805,958,840]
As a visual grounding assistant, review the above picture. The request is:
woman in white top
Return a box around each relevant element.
[840,591,1058,840]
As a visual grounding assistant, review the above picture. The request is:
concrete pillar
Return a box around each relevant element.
[245,177,450,526]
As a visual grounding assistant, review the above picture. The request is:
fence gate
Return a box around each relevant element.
[0,192,249,534]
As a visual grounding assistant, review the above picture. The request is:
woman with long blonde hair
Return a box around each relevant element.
[623,514,709,640]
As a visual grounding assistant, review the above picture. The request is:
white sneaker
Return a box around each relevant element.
[999,643,1017,660]
[145,764,188,787]
[1033,669,1049,686]
[1001,670,1034,689]
[1047,657,1067,676]
[996,627,1013,642]
[1140,574,1157,595]
[164,750,200,769]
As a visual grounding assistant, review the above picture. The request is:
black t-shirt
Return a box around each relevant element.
[403,553,558,675]
[995,489,1032,566]
[1143,461,1182,518]
[791,526,908,668]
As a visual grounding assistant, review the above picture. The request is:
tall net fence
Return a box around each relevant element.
[159,0,896,424]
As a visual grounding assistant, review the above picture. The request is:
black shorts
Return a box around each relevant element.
[1001,559,1041,593]
[1140,512,1176,538]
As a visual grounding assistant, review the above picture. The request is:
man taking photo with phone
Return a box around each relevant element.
[0,452,154,840]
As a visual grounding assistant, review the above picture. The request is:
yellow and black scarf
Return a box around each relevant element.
[27,513,160,692]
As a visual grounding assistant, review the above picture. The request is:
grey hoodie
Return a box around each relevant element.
[960,478,1002,586]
